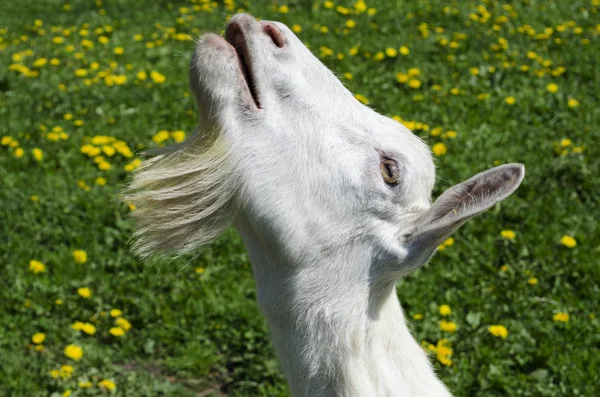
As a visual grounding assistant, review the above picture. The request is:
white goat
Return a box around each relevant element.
[126,14,525,397]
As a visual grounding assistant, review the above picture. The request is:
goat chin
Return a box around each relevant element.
[125,13,524,397]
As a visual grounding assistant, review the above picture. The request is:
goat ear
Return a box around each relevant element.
[402,163,525,268]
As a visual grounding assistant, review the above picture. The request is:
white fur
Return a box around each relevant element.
[126,14,525,397]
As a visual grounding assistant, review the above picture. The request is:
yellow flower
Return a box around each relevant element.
[150,70,166,83]
[64,344,83,361]
[50,369,61,378]
[343,72,353,80]
[113,46,124,55]
[292,24,302,33]
[110,309,123,317]
[34,345,45,352]
[345,20,356,29]
[560,235,577,248]
[74,68,88,77]
[71,321,85,331]
[77,287,92,298]
[354,94,368,104]
[432,143,447,156]
[195,267,205,274]
[567,98,580,108]
[62,391,72,397]
[396,72,408,84]
[385,47,398,57]
[399,46,410,55]
[439,304,451,316]
[109,327,125,336]
[29,259,46,274]
[408,79,421,89]
[98,36,109,44]
[527,277,538,285]
[52,36,65,44]
[171,130,186,143]
[546,83,559,93]
[32,332,46,344]
[412,313,423,320]
[72,249,87,264]
[95,177,107,186]
[59,365,73,379]
[134,34,143,41]
[553,312,569,322]
[82,323,96,335]
[99,379,116,391]
[79,381,93,388]
[55,299,64,305]
[32,58,47,67]
[32,148,43,161]
[505,96,516,105]
[500,230,516,240]
[124,158,142,172]
[469,67,479,76]
[115,317,132,331]
[488,325,508,339]
[439,320,457,333]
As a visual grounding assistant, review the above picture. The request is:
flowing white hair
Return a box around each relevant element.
[123,127,239,259]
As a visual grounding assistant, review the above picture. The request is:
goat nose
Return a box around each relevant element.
[260,21,285,48]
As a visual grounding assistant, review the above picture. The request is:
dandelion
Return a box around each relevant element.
[501,230,516,239]
[29,260,46,274]
[346,20,356,29]
[32,332,46,344]
[95,177,106,186]
[399,46,410,55]
[50,369,60,378]
[553,312,569,322]
[567,98,580,108]
[488,325,508,339]
[74,69,88,77]
[79,381,93,388]
[171,130,186,142]
[110,309,123,317]
[32,148,43,161]
[150,70,166,83]
[527,277,538,285]
[439,305,451,316]
[113,46,124,55]
[99,380,116,391]
[560,235,577,248]
[72,250,87,264]
[546,83,559,93]
[64,344,83,361]
[77,287,91,298]
[115,317,132,331]
[432,143,447,156]
[32,58,47,67]
[413,313,423,320]
[504,96,516,105]
[439,320,457,333]
[385,47,397,57]
[109,327,125,336]
[408,79,421,89]
[59,365,73,379]
[354,94,368,104]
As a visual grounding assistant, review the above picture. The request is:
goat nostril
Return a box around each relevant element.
[261,22,285,48]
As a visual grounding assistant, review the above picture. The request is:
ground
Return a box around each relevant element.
[0,0,599,396]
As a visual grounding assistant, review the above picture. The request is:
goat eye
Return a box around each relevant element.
[380,159,400,186]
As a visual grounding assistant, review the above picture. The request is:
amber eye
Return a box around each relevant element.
[380,158,400,185]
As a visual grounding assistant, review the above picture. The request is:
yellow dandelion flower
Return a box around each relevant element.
[115,317,132,331]
[74,69,88,77]
[432,142,447,156]
[113,46,124,55]
[567,98,580,108]
[32,148,43,161]
[171,130,186,142]
[109,327,125,337]
[150,70,166,83]
[59,365,73,379]
[439,305,451,316]
[505,96,516,105]
[81,323,96,335]
[527,277,538,285]
[560,235,576,248]
[292,24,302,33]
[64,344,83,361]
[399,46,410,56]
[553,312,569,322]
[195,267,205,274]
[408,79,421,89]
[546,83,559,93]
[79,381,93,388]
[72,250,87,264]
[413,313,423,320]
[501,230,516,239]
[488,325,508,339]
[99,380,116,391]
[354,94,368,104]
[32,332,46,344]
[77,287,91,298]
[110,309,123,317]
[385,47,397,57]
[29,259,46,274]
[439,320,457,333]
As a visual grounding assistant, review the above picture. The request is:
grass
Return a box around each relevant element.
[1,0,599,396]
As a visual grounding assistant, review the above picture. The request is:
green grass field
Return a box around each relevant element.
[1,0,599,396]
